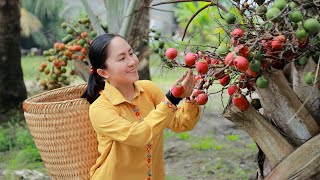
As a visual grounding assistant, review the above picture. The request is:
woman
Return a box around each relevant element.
[82,33,201,180]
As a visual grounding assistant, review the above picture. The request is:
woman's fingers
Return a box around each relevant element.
[175,71,188,84]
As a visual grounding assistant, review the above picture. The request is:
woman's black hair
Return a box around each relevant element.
[81,33,119,103]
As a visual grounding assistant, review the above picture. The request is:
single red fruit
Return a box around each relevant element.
[196,60,209,75]
[219,74,230,86]
[73,45,82,51]
[166,48,178,60]
[225,52,236,66]
[271,39,283,50]
[275,35,286,43]
[205,56,211,64]
[81,32,88,38]
[184,53,198,66]
[40,62,47,69]
[234,45,249,57]
[196,93,208,105]
[232,28,244,38]
[171,84,184,97]
[211,58,219,64]
[228,84,238,96]
[246,69,257,77]
[234,56,249,72]
[232,93,249,111]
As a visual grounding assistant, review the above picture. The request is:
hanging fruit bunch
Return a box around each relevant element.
[163,0,320,109]
[38,16,108,90]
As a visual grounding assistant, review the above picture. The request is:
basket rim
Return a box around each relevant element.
[24,83,88,106]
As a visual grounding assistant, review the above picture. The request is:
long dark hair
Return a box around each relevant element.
[81,33,119,103]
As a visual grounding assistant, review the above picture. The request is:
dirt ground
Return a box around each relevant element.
[164,112,258,180]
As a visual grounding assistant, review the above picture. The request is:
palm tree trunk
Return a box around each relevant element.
[0,0,27,116]
[128,0,151,80]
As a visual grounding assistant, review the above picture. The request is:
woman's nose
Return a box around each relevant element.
[128,56,138,66]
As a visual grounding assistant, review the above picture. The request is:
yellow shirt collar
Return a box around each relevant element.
[101,81,144,105]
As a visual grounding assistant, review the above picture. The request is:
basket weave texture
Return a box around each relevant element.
[23,84,99,179]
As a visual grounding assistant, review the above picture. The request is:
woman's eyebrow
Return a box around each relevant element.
[116,47,132,57]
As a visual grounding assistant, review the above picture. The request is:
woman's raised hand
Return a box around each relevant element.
[171,69,195,98]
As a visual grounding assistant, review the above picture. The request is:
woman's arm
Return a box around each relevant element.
[140,80,202,133]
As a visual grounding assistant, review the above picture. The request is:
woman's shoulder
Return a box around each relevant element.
[89,94,112,110]
[135,80,158,91]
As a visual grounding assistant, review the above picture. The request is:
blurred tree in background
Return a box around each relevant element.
[20,0,64,50]
[0,0,26,120]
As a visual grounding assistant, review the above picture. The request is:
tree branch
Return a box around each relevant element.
[182,2,228,41]
[152,0,211,6]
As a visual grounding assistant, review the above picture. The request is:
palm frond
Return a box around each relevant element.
[105,0,129,33]
[31,31,49,48]
[80,0,105,35]
[20,8,42,37]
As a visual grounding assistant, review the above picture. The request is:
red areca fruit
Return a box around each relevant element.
[166,48,178,60]
[196,93,209,105]
[184,53,198,66]
[196,59,209,75]
[228,84,238,96]
[171,83,184,97]
[232,93,249,111]
[219,74,230,86]
[234,56,249,72]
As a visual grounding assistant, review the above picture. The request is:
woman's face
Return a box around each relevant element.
[102,37,139,86]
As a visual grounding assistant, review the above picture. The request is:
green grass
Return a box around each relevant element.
[0,114,46,177]
[21,56,45,81]
[227,134,240,142]
[176,132,190,140]
[165,175,187,180]
[191,137,215,151]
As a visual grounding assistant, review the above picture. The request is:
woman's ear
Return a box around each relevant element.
[97,68,109,79]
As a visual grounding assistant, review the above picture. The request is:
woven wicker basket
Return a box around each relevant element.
[23,84,99,180]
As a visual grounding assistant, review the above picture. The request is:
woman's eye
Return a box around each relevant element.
[129,52,134,56]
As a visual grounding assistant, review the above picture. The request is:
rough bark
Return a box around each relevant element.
[128,0,151,80]
[292,59,320,125]
[223,105,294,167]
[265,133,320,180]
[0,0,27,115]
[255,69,319,146]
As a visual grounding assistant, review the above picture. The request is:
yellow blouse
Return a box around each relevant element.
[89,80,201,180]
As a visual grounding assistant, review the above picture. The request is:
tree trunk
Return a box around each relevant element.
[255,69,319,147]
[0,0,27,115]
[127,0,151,80]
[292,59,320,125]
[223,105,294,167]
[265,133,320,180]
